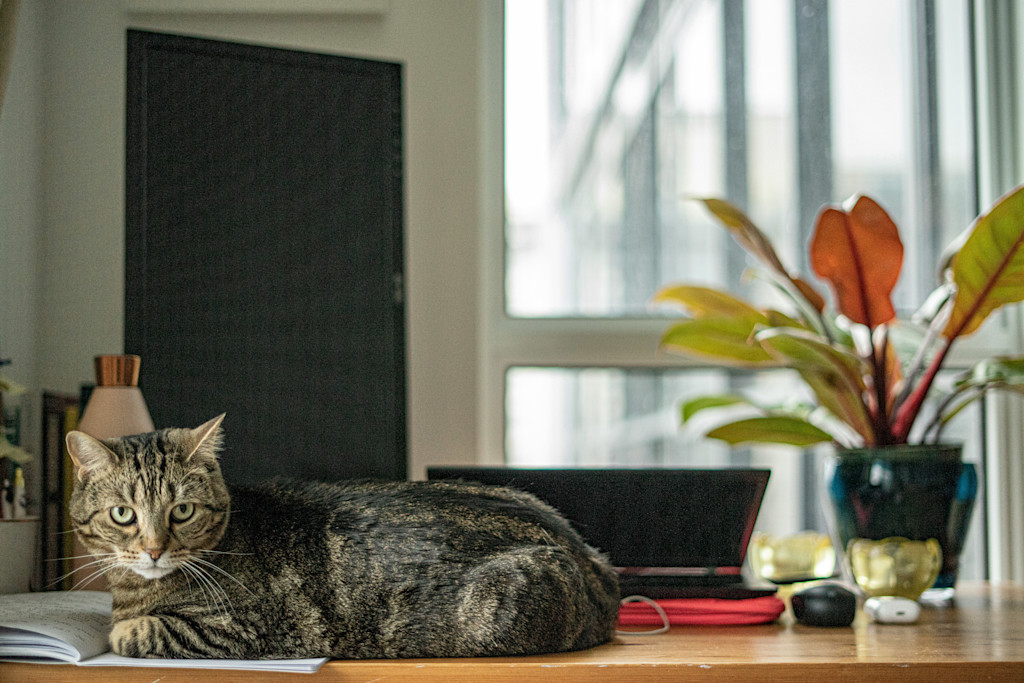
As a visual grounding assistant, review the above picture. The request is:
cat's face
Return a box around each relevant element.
[66,415,231,581]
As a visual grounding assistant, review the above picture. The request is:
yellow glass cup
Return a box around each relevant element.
[748,531,836,584]
[847,537,942,600]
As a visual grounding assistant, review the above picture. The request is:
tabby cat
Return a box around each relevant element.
[65,415,620,659]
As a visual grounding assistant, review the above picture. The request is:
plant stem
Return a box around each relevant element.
[870,326,892,445]
[928,385,986,443]
[892,337,953,442]
[893,296,954,416]
[810,297,835,345]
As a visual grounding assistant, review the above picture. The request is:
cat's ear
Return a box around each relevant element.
[186,413,226,462]
[65,431,117,482]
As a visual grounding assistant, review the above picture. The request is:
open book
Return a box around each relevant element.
[0,591,327,673]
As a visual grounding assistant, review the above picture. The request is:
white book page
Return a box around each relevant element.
[0,591,327,671]
[81,653,329,673]
[0,591,112,662]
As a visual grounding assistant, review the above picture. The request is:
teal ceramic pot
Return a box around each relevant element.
[826,444,977,595]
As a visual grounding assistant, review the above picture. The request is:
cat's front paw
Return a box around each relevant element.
[110,616,167,658]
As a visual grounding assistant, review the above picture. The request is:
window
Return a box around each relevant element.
[506,0,975,319]
[495,0,1022,581]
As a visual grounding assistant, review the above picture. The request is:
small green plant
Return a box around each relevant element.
[0,368,31,464]
[655,185,1024,448]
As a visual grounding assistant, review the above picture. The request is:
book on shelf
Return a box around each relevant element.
[0,591,328,673]
[40,392,79,590]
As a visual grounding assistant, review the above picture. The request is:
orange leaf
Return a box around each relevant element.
[810,196,903,328]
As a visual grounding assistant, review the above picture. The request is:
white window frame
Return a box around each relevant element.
[479,1,1024,580]
[975,0,1024,583]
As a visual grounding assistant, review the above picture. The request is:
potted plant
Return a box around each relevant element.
[0,365,31,469]
[654,185,1024,595]
[0,364,36,594]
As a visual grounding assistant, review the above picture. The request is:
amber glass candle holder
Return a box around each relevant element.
[748,531,837,584]
[847,537,942,600]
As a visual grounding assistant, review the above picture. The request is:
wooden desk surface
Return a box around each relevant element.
[4,582,1023,682]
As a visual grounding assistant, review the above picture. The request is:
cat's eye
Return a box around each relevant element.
[110,506,136,525]
[170,502,195,523]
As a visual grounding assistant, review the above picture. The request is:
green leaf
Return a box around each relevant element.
[0,371,26,395]
[955,357,1024,389]
[914,283,955,325]
[0,435,32,464]
[660,317,780,366]
[704,416,834,447]
[697,198,826,313]
[765,309,811,330]
[891,185,1024,438]
[944,184,1024,339]
[755,328,876,443]
[755,328,867,384]
[680,395,749,422]
[653,285,766,319]
[744,269,827,334]
[699,199,789,271]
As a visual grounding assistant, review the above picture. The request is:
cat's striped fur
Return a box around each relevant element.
[65,416,620,659]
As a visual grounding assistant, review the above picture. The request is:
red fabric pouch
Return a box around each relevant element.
[617,596,786,626]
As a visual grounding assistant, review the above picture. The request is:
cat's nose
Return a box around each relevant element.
[145,548,163,561]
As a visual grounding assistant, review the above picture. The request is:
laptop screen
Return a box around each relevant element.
[426,468,770,574]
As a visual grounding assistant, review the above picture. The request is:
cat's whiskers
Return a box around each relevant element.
[180,559,234,618]
[196,549,253,557]
[48,551,118,563]
[194,562,236,616]
[179,562,199,602]
[178,561,221,614]
[189,556,254,597]
[47,552,117,589]
[59,556,121,591]
[49,553,116,584]
[177,561,221,614]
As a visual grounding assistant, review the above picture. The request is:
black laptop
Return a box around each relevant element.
[426,467,774,599]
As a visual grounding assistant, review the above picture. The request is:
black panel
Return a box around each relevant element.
[426,468,770,570]
[126,30,405,483]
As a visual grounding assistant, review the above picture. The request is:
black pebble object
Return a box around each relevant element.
[791,584,857,628]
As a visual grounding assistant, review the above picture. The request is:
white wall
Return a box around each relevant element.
[0,0,491,480]
[0,0,42,457]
